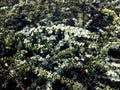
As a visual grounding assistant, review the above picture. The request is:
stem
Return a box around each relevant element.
[15,78,25,90]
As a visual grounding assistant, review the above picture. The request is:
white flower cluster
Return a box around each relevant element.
[15,23,119,88]
[16,24,99,75]
[106,70,120,82]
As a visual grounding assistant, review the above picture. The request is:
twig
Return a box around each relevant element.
[14,78,25,90]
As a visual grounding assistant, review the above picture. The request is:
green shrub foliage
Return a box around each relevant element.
[0,0,120,90]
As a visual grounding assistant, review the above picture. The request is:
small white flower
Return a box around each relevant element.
[85,54,92,58]
[46,54,51,59]
[10,70,15,76]
[64,34,69,40]
[49,35,56,40]
[48,30,53,34]
[24,39,30,43]
[34,28,38,33]
[20,60,26,65]
[5,63,8,67]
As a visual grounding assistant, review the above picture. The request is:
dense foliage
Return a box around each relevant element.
[0,0,120,90]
